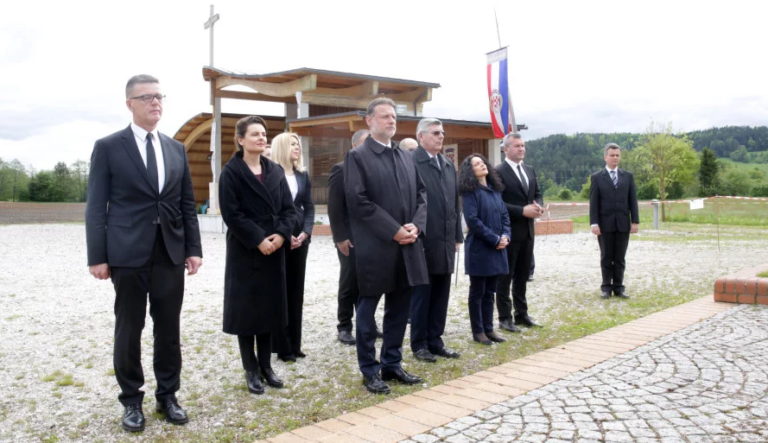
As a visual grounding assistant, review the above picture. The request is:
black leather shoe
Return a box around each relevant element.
[245,370,264,395]
[614,291,630,299]
[601,290,612,299]
[338,330,356,345]
[381,367,423,385]
[498,319,521,333]
[473,333,492,345]
[155,399,188,425]
[375,327,384,339]
[486,331,506,343]
[363,374,390,394]
[514,316,542,328]
[260,366,284,388]
[122,404,145,432]
[277,354,297,363]
[413,348,437,363]
[431,347,460,359]
[295,350,306,358]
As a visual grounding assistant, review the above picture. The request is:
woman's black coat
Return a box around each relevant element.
[219,153,296,335]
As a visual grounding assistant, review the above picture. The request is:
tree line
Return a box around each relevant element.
[0,159,89,203]
[525,124,768,201]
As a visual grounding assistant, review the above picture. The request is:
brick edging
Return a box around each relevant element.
[713,264,768,305]
[254,297,733,443]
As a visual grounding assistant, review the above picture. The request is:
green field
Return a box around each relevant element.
[720,158,768,176]
[572,198,768,226]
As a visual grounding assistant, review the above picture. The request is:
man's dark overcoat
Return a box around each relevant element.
[344,137,429,296]
[411,146,463,274]
[219,152,296,335]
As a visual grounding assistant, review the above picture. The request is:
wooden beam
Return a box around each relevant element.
[291,127,358,139]
[182,119,213,148]
[216,90,294,103]
[289,114,360,128]
[216,74,317,97]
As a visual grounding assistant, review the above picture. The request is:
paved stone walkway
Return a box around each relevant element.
[401,304,768,443]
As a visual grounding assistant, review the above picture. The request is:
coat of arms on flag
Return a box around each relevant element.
[486,47,517,138]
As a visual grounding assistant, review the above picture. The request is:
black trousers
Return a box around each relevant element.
[110,228,185,407]
[410,273,451,352]
[356,287,411,377]
[469,275,498,334]
[274,241,309,357]
[237,333,272,371]
[336,246,359,332]
[495,238,533,322]
[598,232,630,293]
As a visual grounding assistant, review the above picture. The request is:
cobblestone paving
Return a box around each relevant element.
[402,305,768,443]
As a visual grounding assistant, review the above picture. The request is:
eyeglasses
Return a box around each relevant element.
[430,130,446,137]
[130,94,166,103]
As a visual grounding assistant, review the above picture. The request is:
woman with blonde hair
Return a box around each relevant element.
[270,132,315,362]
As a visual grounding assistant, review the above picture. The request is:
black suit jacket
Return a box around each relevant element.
[589,168,639,233]
[85,125,202,267]
[344,136,428,296]
[411,146,463,275]
[328,161,352,244]
[289,169,315,240]
[496,161,543,242]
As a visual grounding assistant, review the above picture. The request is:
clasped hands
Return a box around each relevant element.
[290,232,308,250]
[496,235,510,250]
[258,234,285,255]
[522,202,545,219]
[393,223,419,245]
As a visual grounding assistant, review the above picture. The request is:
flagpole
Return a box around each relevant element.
[494,6,502,49]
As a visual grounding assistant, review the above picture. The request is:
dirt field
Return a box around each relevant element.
[0,202,86,224]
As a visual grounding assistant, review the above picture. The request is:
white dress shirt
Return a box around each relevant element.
[286,174,299,201]
[131,122,165,193]
[505,157,528,188]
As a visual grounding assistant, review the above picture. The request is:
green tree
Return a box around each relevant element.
[579,175,592,199]
[630,122,699,221]
[721,169,751,196]
[53,162,72,201]
[729,146,750,162]
[8,160,28,202]
[28,171,60,202]
[70,160,89,202]
[698,148,720,197]
[558,188,572,200]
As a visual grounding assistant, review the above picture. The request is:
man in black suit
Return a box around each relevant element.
[85,75,202,432]
[589,143,639,299]
[409,118,463,362]
[495,133,543,332]
[328,129,369,345]
[345,97,429,394]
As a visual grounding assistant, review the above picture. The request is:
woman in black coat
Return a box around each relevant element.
[219,116,296,395]
[270,132,314,362]
[458,154,511,345]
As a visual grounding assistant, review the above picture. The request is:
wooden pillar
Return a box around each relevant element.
[208,79,222,214]
[488,138,503,166]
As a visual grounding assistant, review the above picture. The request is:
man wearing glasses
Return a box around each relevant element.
[409,118,463,363]
[85,74,202,432]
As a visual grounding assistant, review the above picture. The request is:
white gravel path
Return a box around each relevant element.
[0,223,765,443]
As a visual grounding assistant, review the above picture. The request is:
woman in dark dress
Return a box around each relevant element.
[219,116,296,394]
[458,154,511,345]
[270,132,314,362]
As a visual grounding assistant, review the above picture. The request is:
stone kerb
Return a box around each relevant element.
[714,263,768,305]
[534,219,573,235]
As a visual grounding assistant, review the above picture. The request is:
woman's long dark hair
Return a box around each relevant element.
[458,154,504,194]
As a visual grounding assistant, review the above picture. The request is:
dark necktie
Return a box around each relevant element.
[432,155,441,170]
[146,133,159,193]
[610,170,618,188]
[517,164,529,194]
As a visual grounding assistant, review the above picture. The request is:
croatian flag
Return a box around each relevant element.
[486,47,517,138]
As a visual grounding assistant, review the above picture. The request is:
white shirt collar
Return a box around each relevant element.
[605,166,618,173]
[372,137,391,148]
[505,157,523,168]
[131,122,159,142]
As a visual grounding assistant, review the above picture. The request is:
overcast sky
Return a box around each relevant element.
[1,0,766,171]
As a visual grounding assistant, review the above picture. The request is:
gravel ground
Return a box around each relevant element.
[0,223,766,443]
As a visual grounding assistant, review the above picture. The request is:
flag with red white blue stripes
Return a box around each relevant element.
[486,47,517,138]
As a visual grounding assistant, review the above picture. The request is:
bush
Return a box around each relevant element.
[558,188,572,200]
[750,184,768,197]
[637,181,659,200]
